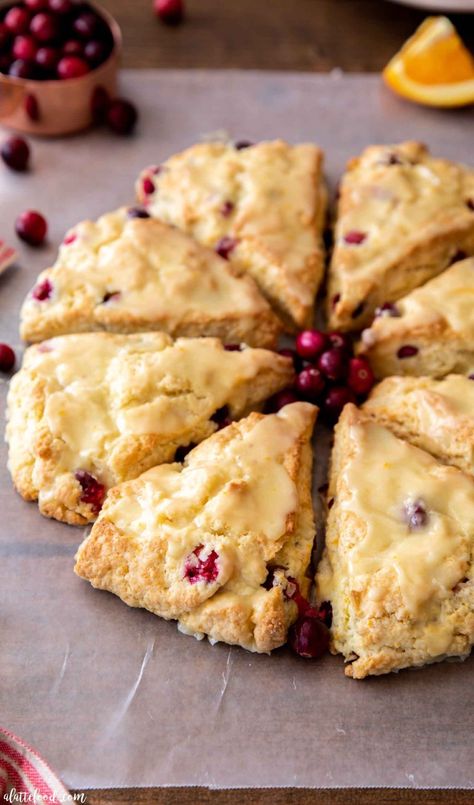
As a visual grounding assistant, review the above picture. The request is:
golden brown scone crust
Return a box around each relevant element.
[316,405,474,679]
[75,403,317,653]
[19,207,282,349]
[357,257,474,379]
[6,332,294,526]
[363,374,474,476]
[136,139,327,330]
[327,141,474,331]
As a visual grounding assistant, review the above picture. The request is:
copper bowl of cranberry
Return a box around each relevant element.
[0,0,121,135]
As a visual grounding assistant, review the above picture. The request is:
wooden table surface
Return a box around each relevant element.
[78,1,474,803]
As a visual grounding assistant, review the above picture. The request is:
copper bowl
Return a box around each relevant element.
[0,3,121,136]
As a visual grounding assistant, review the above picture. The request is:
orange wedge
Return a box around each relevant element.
[383,16,474,108]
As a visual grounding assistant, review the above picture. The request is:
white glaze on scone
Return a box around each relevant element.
[328,141,474,331]
[6,332,294,525]
[19,207,282,349]
[75,403,317,652]
[316,405,474,679]
[357,257,474,378]
[136,139,327,330]
[363,374,474,475]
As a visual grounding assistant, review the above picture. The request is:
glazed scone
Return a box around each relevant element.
[75,403,317,653]
[315,404,474,679]
[363,375,474,476]
[6,332,294,526]
[357,257,474,379]
[327,141,474,331]
[136,139,327,330]
[19,207,282,349]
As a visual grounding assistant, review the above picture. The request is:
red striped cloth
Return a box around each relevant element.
[0,727,70,802]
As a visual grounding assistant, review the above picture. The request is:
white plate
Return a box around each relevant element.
[389,0,474,11]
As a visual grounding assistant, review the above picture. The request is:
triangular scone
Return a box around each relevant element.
[357,257,474,379]
[19,207,282,349]
[135,139,327,330]
[75,403,317,653]
[363,375,474,476]
[327,141,474,331]
[315,404,474,679]
[6,333,294,526]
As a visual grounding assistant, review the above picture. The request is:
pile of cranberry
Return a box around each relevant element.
[269,328,375,421]
[0,0,114,81]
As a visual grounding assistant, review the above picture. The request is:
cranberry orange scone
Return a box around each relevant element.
[6,332,294,526]
[363,375,474,476]
[328,141,474,331]
[19,207,281,349]
[357,257,474,379]
[136,139,327,330]
[75,403,317,653]
[315,405,474,679]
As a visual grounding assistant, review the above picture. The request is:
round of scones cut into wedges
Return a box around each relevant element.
[19,207,283,349]
[74,402,318,653]
[6,332,295,525]
[135,139,328,332]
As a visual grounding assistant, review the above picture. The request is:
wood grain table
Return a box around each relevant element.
[77,1,474,803]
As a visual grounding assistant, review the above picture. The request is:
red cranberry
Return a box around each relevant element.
[32,277,53,300]
[219,200,234,217]
[322,386,356,422]
[289,615,330,659]
[26,0,48,9]
[30,12,59,43]
[343,230,367,245]
[5,8,31,36]
[347,357,375,397]
[106,98,138,135]
[48,0,73,12]
[84,39,107,66]
[183,544,219,584]
[268,389,299,412]
[318,348,348,381]
[154,0,184,26]
[296,367,325,400]
[0,343,15,372]
[0,22,11,50]
[35,45,58,70]
[15,210,47,246]
[57,55,89,79]
[374,302,400,318]
[63,231,76,244]
[73,12,100,39]
[90,85,109,122]
[9,59,35,78]
[404,499,428,530]
[397,345,418,359]
[327,331,352,353]
[1,136,30,172]
[24,92,39,120]
[235,140,253,150]
[12,34,37,61]
[127,207,150,219]
[278,347,301,371]
[215,236,237,259]
[295,329,327,360]
[101,291,121,303]
[63,39,83,55]
[74,470,105,513]
[142,177,154,195]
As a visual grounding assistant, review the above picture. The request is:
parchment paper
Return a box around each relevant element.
[1,71,473,791]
